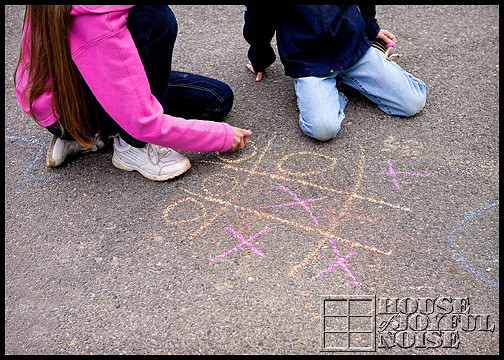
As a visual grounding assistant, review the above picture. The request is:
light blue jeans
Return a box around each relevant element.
[293,46,427,141]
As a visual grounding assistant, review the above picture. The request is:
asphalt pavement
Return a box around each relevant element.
[5,5,499,355]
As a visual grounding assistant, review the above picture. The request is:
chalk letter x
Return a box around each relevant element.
[308,239,360,288]
[209,226,272,266]
[379,159,436,190]
[261,181,327,225]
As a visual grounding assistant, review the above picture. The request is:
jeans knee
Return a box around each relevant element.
[216,83,234,118]
[314,125,341,141]
[217,92,233,119]
[402,93,426,117]
[300,115,342,141]
[204,83,233,121]
[401,79,427,116]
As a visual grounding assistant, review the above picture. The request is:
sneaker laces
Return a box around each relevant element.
[74,135,104,153]
[146,143,172,166]
[80,143,99,153]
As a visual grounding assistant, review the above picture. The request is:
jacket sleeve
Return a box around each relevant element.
[243,4,277,72]
[15,22,59,127]
[70,8,233,152]
[359,5,381,39]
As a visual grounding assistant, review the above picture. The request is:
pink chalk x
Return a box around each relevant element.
[386,41,395,47]
[261,181,328,225]
[209,226,272,266]
[379,159,436,190]
[308,239,360,288]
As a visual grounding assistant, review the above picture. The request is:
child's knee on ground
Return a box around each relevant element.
[299,113,343,142]
[400,91,427,117]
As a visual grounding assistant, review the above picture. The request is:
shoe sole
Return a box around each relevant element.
[112,156,191,181]
[46,136,58,167]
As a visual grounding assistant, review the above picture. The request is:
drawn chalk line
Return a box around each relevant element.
[351,193,410,212]
[200,160,411,212]
[308,239,360,288]
[260,197,328,209]
[175,139,405,284]
[182,187,392,255]
[311,205,379,223]
[276,151,337,177]
[448,201,499,287]
[303,145,367,282]
[474,237,499,264]
[162,197,207,225]
[260,181,328,225]
[379,158,436,190]
[202,173,238,197]
[216,141,258,163]
[188,134,277,240]
[5,135,58,180]
[292,144,368,275]
[209,226,272,266]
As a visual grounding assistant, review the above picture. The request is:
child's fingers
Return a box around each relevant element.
[243,130,252,143]
[246,62,256,74]
[230,127,252,150]
[247,62,263,81]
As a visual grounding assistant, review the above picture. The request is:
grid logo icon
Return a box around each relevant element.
[320,295,376,352]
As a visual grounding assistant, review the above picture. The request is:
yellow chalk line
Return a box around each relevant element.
[188,134,277,240]
[182,188,392,256]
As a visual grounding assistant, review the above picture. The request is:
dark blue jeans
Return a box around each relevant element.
[48,5,234,148]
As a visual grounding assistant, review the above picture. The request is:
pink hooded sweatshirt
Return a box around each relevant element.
[15,5,234,152]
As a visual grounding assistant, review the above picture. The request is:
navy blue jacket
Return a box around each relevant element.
[243,5,381,78]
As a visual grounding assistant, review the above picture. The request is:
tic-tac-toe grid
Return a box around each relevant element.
[162,134,412,285]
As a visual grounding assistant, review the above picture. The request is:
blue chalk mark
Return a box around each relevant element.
[475,238,499,264]
[7,135,202,209]
[448,201,499,287]
[5,135,58,180]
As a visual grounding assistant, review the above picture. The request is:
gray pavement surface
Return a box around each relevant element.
[5,5,499,355]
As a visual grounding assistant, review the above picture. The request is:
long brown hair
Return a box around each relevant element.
[14,5,96,146]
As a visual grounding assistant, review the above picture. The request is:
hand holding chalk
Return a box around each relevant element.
[230,127,252,151]
[377,29,396,48]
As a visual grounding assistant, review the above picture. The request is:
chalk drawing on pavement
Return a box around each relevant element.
[164,134,411,287]
[260,181,328,225]
[378,158,436,190]
[7,133,422,288]
[448,201,499,287]
[308,239,360,288]
[5,136,58,180]
[209,226,273,266]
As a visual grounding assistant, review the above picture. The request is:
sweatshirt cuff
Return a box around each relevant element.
[221,123,235,151]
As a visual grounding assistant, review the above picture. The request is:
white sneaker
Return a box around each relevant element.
[111,135,191,181]
[46,135,105,167]
[371,38,401,62]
